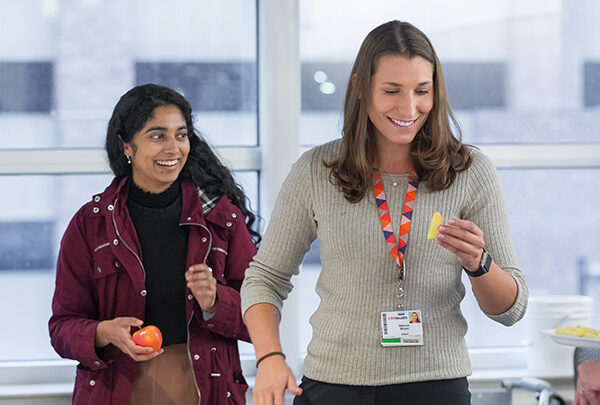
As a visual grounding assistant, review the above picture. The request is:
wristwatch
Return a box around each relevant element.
[463,248,492,277]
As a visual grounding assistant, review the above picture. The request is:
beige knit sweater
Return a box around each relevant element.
[241,139,528,385]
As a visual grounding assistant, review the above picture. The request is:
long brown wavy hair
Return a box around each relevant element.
[325,20,472,203]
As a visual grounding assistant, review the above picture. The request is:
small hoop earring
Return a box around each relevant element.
[126,155,131,164]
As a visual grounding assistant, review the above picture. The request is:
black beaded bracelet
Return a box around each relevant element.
[255,351,286,368]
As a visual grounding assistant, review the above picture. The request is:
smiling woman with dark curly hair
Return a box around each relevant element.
[49,83,259,405]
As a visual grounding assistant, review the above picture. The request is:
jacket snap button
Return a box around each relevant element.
[96,267,102,273]
[187,217,192,221]
[202,237,207,242]
[140,290,147,297]
[207,323,214,328]
[115,261,120,268]
[231,213,237,218]
[113,239,118,245]
[226,222,232,227]
[107,204,114,211]
[188,294,194,300]
[94,196,100,202]
[227,391,231,398]
[94,361,100,366]
[92,207,99,213]
[211,347,216,351]
[89,380,96,386]
[193,354,200,360]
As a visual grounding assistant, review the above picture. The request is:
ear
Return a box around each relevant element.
[118,134,132,157]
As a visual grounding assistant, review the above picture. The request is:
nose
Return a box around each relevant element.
[163,135,178,153]
[396,94,417,118]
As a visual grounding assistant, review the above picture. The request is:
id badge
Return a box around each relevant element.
[380,310,424,346]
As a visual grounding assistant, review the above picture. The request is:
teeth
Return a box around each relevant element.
[391,118,414,127]
[156,159,178,166]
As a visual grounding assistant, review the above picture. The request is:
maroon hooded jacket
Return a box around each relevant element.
[49,177,255,404]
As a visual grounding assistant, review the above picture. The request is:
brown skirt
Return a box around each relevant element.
[130,343,200,405]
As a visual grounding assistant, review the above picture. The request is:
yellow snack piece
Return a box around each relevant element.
[556,325,600,338]
[576,325,599,335]
[427,212,443,240]
[556,327,581,337]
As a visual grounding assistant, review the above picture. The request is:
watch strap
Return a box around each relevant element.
[463,248,492,277]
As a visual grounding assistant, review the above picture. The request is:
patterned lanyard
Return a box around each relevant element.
[372,169,419,309]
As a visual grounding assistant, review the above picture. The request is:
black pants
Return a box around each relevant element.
[292,376,471,405]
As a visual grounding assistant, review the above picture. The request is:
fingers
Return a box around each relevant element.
[253,358,300,405]
[287,373,303,396]
[585,390,600,405]
[186,263,217,310]
[252,380,279,405]
[185,265,216,289]
[129,346,164,362]
[119,317,144,329]
[186,263,213,277]
[437,219,483,247]
[98,317,142,344]
[436,218,484,269]
[254,387,286,405]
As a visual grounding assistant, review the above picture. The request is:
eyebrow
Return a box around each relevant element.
[144,125,188,133]
[381,81,432,87]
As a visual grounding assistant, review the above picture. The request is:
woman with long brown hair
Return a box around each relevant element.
[241,20,527,405]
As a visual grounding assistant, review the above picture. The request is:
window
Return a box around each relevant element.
[584,62,600,107]
[0,174,112,361]
[0,0,257,150]
[0,62,53,113]
[0,1,259,395]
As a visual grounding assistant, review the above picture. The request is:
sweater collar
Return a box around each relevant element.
[128,178,181,209]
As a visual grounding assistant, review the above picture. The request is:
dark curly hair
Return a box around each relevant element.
[105,83,261,244]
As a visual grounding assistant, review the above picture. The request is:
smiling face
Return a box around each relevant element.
[368,54,434,168]
[122,104,190,193]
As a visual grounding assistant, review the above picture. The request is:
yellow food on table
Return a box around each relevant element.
[555,325,600,338]
[427,211,443,240]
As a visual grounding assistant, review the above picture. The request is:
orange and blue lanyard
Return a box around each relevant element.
[372,169,419,282]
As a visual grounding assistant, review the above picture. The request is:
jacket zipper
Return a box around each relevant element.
[111,198,212,403]
[181,221,213,404]
[111,197,146,282]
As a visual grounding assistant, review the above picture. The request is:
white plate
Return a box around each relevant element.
[542,329,600,348]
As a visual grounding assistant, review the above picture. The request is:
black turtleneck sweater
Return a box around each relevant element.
[127,180,189,346]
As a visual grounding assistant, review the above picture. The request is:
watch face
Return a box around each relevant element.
[481,250,492,272]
